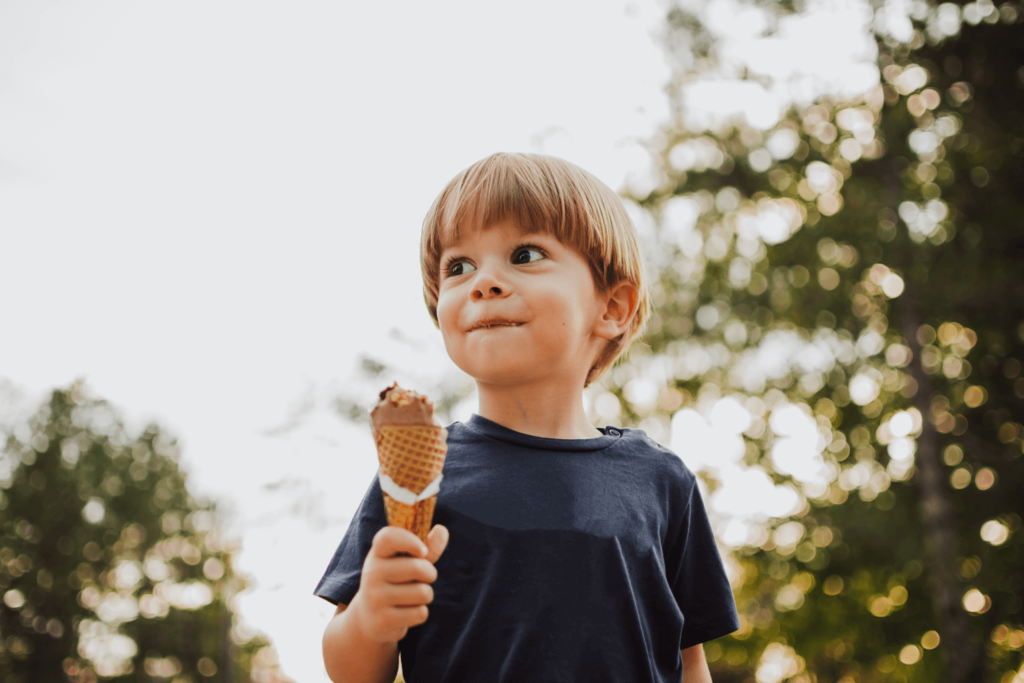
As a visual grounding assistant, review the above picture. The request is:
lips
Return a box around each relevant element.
[469,319,524,331]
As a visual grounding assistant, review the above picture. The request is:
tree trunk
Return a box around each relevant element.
[222,601,235,683]
[899,282,985,683]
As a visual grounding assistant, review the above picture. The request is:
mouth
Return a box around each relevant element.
[469,320,524,332]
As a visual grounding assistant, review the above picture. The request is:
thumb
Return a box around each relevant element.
[425,524,449,564]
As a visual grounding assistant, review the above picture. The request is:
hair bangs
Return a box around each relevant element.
[431,154,589,256]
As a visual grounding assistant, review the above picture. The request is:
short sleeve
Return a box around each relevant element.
[314,475,388,605]
[663,470,740,649]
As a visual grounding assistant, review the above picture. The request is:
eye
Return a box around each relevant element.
[447,260,476,277]
[513,246,545,265]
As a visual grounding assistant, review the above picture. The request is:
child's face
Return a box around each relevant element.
[436,219,608,388]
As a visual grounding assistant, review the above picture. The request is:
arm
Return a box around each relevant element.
[323,602,399,683]
[322,525,449,683]
[681,644,712,683]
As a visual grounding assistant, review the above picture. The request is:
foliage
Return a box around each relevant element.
[0,384,289,682]
[338,3,1024,682]
[592,1,1024,682]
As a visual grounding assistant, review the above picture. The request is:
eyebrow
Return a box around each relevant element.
[442,229,551,251]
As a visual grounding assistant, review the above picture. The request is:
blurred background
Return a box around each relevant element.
[1,0,1021,682]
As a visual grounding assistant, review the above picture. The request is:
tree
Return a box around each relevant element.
[336,4,1023,679]
[0,383,290,682]
[595,1,1024,681]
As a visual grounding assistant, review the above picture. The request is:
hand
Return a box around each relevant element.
[348,525,449,644]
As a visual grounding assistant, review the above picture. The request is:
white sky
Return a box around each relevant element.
[0,0,878,680]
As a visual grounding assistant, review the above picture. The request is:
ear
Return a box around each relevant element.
[593,281,640,341]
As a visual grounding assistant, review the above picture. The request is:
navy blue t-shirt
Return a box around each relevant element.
[315,414,739,682]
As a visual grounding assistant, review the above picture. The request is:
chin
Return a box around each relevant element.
[463,362,545,387]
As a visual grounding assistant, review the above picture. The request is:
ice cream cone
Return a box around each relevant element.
[372,391,448,543]
[381,490,437,543]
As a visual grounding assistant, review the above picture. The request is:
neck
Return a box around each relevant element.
[474,376,604,440]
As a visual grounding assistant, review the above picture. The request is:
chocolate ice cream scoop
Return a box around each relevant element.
[370,383,448,543]
[371,383,441,430]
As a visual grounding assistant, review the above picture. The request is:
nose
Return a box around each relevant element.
[471,286,503,301]
[471,262,509,300]
[472,283,505,300]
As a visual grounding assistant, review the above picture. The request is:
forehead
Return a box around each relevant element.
[439,217,553,252]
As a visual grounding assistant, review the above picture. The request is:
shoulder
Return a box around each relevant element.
[444,420,477,444]
[609,427,699,489]
[445,420,472,435]
[442,420,503,462]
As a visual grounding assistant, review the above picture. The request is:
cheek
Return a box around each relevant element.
[435,294,459,338]
[538,289,586,327]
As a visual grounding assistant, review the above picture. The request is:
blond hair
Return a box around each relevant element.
[420,152,651,387]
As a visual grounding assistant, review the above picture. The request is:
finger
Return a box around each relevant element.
[371,526,428,559]
[381,582,434,608]
[387,604,430,627]
[379,557,438,585]
[368,605,428,636]
[425,524,450,564]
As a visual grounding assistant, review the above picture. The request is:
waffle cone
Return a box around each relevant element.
[375,425,447,541]
[382,492,437,543]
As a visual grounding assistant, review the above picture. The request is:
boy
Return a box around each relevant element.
[316,153,739,682]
